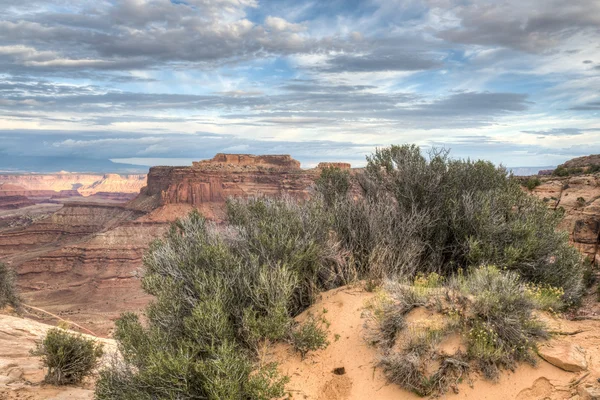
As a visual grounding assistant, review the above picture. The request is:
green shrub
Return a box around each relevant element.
[577,197,586,207]
[226,196,345,312]
[524,177,541,191]
[373,266,548,395]
[0,262,20,311]
[332,144,583,301]
[451,266,547,379]
[97,211,291,399]
[315,166,351,205]
[31,328,103,385]
[290,315,329,359]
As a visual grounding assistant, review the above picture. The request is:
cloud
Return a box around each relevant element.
[437,0,600,53]
[318,48,442,73]
[520,128,599,136]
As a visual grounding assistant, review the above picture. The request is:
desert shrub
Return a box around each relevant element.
[524,283,564,311]
[31,328,103,385]
[371,266,549,395]
[290,314,329,359]
[524,177,541,191]
[315,166,351,205]
[96,211,290,399]
[226,196,346,313]
[589,164,600,173]
[577,197,586,207]
[0,262,20,311]
[451,266,547,379]
[327,144,583,301]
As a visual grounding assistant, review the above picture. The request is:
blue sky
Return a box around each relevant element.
[1,0,600,171]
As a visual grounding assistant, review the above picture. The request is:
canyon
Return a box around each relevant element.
[0,155,330,335]
[1,154,599,337]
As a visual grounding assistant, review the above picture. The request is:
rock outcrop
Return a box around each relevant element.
[135,154,317,211]
[529,174,600,265]
[538,341,588,372]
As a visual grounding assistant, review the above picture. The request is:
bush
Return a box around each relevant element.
[96,211,293,399]
[372,266,548,395]
[314,166,351,205]
[0,262,20,311]
[524,177,541,191]
[327,144,583,301]
[31,328,103,385]
[452,266,547,379]
[226,196,345,313]
[577,197,586,207]
[290,315,329,359]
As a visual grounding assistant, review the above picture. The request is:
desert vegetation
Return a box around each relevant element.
[0,262,20,311]
[31,328,103,385]
[95,144,584,399]
[367,266,561,396]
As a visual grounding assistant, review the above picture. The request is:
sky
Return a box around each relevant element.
[1,0,600,171]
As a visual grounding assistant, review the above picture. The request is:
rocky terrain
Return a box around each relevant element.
[528,172,600,266]
[0,313,115,400]
[0,173,147,208]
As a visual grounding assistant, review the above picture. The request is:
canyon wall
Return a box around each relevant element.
[133,154,318,214]
[530,174,600,265]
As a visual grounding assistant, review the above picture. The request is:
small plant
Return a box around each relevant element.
[0,262,21,311]
[245,363,289,400]
[31,328,103,385]
[290,315,329,359]
[576,197,586,207]
[525,283,564,311]
[524,177,541,191]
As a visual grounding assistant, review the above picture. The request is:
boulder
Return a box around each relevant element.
[538,341,588,372]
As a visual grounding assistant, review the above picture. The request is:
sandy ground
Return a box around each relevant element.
[270,286,600,400]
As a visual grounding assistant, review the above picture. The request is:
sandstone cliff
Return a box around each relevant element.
[529,174,600,265]
[132,154,317,214]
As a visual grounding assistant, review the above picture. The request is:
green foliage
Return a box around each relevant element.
[524,177,541,191]
[97,211,292,399]
[315,166,351,205]
[331,144,583,301]
[589,164,600,173]
[451,266,547,380]
[553,166,584,176]
[577,197,586,207]
[290,315,330,359]
[31,328,103,385]
[226,196,343,313]
[374,266,548,395]
[0,262,20,311]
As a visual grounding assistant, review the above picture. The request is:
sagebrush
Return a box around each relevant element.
[31,328,103,385]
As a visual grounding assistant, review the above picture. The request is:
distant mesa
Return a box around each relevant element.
[317,162,352,170]
[192,153,302,171]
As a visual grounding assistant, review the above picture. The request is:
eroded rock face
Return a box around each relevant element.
[530,174,600,265]
[138,154,318,210]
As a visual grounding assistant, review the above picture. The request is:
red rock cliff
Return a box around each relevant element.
[137,154,317,209]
